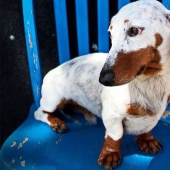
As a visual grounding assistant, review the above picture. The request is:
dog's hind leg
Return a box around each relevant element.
[68,104,97,125]
[34,97,68,133]
[136,131,163,154]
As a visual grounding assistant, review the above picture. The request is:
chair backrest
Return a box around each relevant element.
[22,0,170,108]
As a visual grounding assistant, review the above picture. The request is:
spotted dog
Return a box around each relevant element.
[35,0,170,169]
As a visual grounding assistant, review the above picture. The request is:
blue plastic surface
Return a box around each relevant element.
[1,104,170,170]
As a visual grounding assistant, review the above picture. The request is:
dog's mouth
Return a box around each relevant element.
[99,45,162,86]
[136,65,146,76]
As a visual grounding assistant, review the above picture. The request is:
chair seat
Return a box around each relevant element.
[1,104,170,170]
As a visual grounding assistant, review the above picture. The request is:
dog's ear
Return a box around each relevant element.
[108,25,113,32]
[108,16,115,32]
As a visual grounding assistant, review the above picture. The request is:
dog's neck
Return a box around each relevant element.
[162,57,170,75]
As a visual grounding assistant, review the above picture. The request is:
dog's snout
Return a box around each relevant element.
[99,70,115,86]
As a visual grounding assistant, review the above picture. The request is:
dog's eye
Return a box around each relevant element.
[128,27,142,37]
[131,27,138,35]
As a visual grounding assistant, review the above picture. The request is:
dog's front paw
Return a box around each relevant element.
[98,136,122,169]
[98,151,121,169]
[136,131,163,154]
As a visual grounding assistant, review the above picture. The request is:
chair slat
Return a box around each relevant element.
[97,0,109,53]
[162,0,170,9]
[53,0,70,64]
[118,0,130,10]
[22,0,42,108]
[75,0,89,55]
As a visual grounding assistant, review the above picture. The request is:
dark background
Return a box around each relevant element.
[1,0,59,147]
[0,0,163,147]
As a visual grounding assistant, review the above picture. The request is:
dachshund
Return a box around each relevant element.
[35,0,170,169]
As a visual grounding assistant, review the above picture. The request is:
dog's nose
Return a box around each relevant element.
[99,70,115,86]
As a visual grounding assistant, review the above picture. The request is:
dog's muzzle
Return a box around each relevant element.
[99,69,115,86]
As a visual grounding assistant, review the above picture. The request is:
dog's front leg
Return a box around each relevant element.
[98,111,124,169]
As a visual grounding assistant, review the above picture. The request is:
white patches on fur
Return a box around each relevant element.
[34,107,51,125]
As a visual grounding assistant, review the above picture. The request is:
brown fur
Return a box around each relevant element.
[126,104,154,116]
[56,99,68,109]
[168,95,170,103]
[144,33,162,75]
[109,25,113,31]
[57,99,95,121]
[124,19,129,23]
[112,33,162,85]
[113,46,159,85]
[155,33,163,47]
[98,135,122,169]
[43,110,67,133]
[136,131,162,153]
[44,99,96,126]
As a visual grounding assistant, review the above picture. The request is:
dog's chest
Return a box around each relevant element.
[123,75,170,135]
[129,77,167,113]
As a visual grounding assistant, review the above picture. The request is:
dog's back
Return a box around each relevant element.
[40,53,107,117]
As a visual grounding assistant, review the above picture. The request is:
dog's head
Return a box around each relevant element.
[99,0,170,86]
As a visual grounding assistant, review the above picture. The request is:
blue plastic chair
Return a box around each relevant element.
[1,0,170,169]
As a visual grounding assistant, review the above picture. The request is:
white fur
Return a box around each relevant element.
[35,0,170,141]
[35,107,51,125]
